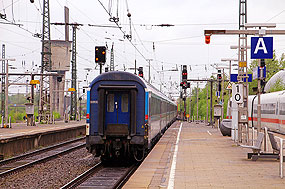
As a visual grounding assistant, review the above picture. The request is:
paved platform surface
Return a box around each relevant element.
[125,121,285,188]
[0,120,86,140]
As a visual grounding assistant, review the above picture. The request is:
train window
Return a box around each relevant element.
[107,94,114,112]
[260,103,276,114]
[280,103,285,115]
[121,94,129,112]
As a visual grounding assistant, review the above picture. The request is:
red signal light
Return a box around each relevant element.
[205,35,211,44]
[145,115,148,120]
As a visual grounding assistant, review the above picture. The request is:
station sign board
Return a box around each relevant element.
[216,91,220,97]
[232,83,243,104]
[252,66,266,80]
[68,88,76,92]
[30,80,40,85]
[230,74,252,82]
[251,37,273,59]
[226,82,232,90]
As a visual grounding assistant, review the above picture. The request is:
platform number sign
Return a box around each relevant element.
[251,37,273,59]
[232,83,243,104]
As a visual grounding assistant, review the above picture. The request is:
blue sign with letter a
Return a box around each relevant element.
[251,37,273,59]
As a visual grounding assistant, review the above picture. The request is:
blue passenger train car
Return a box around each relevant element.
[86,71,176,161]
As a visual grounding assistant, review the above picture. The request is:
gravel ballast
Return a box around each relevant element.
[0,148,99,189]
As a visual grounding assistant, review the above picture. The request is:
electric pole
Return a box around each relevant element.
[222,68,225,120]
[51,22,82,120]
[1,44,5,119]
[147,59,153,83]
[206,81,209,125]
[196,82,199,121]
[221,58,238,115]
[39,0,52,123]
[70,24,80,120]
[238,0,248,142]
[110,42,114,71]
[210,80,213,126]
[0,58,15,125]
[189,86,191,122]
[5,60,8,124]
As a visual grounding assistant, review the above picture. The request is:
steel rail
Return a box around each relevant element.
[0,136,85,166]
[113,164,139,189]
[60,162,103,189]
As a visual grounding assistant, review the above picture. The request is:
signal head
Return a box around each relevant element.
[182,65,188,80]
[138,67,143,78]
[205,35,211,44]
[95,46,106,63]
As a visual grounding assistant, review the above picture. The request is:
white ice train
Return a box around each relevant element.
[227,90,285,134]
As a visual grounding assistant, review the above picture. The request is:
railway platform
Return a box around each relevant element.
[0,120,86,158]
[125,121,285,188]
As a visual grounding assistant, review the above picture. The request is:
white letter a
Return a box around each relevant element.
[254,38,268,54]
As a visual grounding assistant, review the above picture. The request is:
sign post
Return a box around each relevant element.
[251,37,273,59]
[231,83,244,141]
[232,83,243,104]
[250,33,274,133]
[204,23,285,143]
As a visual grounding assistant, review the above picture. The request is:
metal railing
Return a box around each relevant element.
[275,136,284,178]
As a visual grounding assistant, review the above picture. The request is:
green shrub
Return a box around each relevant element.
[53,112,61,119]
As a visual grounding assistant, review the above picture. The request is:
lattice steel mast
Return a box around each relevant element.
[1,44,5,119]
[70,25,78,120]
[238,0,249,143]
[39,0,52,123]
[110,42,114,71]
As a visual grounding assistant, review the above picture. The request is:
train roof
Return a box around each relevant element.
[142,78,177,106]
[89,71,147,88]
[264,70,285,92]
[89,71,176,106]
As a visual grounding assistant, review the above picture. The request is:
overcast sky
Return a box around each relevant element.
[1,0,285,96]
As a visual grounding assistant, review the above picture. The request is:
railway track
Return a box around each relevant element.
[0,137,86,177]
[61,162,139,189]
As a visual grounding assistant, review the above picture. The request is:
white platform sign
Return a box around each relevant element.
[232,83,243,104]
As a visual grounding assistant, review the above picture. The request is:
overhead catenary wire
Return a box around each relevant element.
[97,0,158,73]
[2,0,20,10]
[0,17,40,37]
[266,9,285,22]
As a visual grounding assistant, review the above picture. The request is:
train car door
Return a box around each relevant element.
[105,91,130,136]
